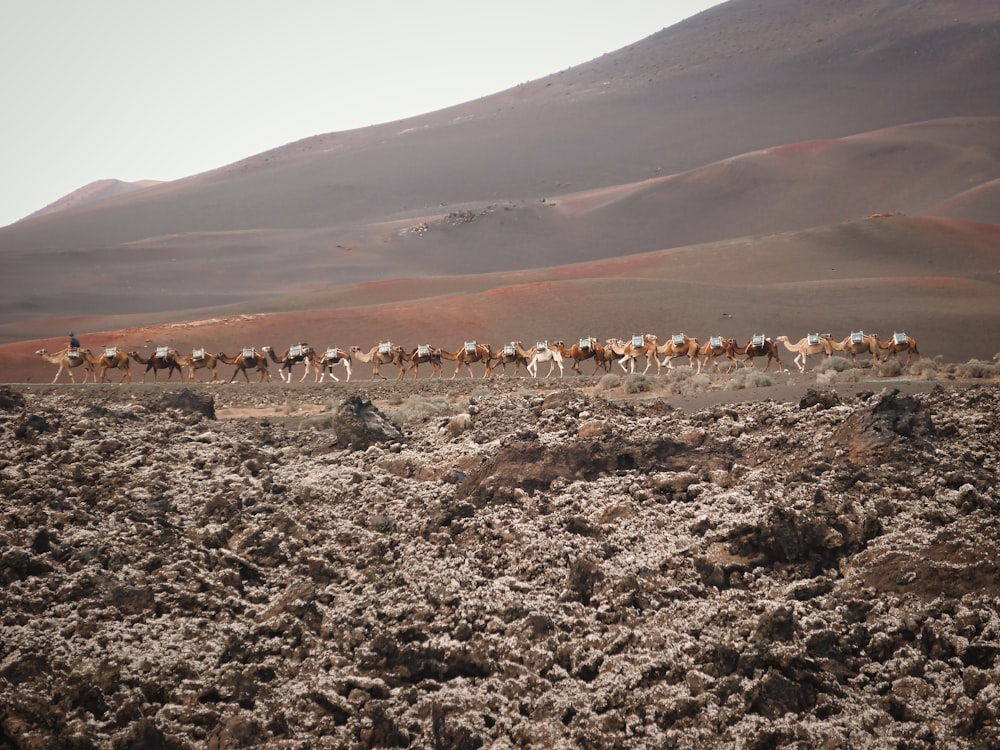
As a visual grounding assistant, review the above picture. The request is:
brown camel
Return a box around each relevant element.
[776,334,830,373]
[217,348,271,383]
[316,348,352,382]
[656,333,700,372]
[350,343,405,379]
[733,335,783,371]
[174,349,220,382]
[489,342,530,377]
[822,332,879,366]
[697,336,737,374]
[128,348,183,382]
[35,347,95,383]
[552,338,610,376]
[439,341,492,379]
[401,345,444,379]
[606,334,658,374]
[263,344,315,383]
[875,332,921,367]
[81,347,132,383]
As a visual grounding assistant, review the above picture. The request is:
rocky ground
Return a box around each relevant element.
[1,367,999,748]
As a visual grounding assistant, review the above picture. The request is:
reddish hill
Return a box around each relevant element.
[5,214,999,382]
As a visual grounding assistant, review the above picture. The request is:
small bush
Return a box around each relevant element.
[816,356,855,373]
[385,391,404,406]
[597,374,621,391]
[725,367,774,390]
[389,395,462,424]
[816,367,864,386]
[661,367,711,395]
[951,359,1000,379]
[907,358,942,379]
[623,373,650,394]
[875,358,903,378]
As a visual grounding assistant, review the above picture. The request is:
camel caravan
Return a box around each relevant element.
[35,330,921,383]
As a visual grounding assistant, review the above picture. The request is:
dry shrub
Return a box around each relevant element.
[816,356,855,373]
[661,367,711,395]
[949,359,1000,379]
[391,395,462,424]
[623,373,650,394]
[907,358,943,379]
[815,356,864,385]
[724,367,774,390]
[875,358,904,378]
[597,374,621,391]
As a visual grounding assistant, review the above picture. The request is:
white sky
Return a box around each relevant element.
[0,1,720,228]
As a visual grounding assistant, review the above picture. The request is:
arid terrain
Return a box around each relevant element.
[2,363,999,747]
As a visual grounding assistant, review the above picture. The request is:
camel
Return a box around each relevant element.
[656,333,700,372]
[775,334,830,373]
[263,344,315,383]
[733,335,783,371]
[439,341,492,379]
[35,347,95,383]
[400,345,443,380]
[316,347,352,382]
[82,347,132,383]
[822,332,880,366]
[874,332,921,367]
[697,336,737,374]
[489,342,530,377]
[526,341,564,378]
[552,338,610,376]
[174,349,220,382]
[216,348,271,383]
[606,334,658,374]
[350,343,405,379]
[128,348,183,382]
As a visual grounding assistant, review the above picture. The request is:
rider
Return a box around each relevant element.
[69,332,81,349]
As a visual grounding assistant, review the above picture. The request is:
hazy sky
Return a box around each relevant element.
[0,1,720,228]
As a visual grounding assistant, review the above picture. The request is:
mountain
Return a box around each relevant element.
[23,179,161,222]
[2,0,1000,381]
